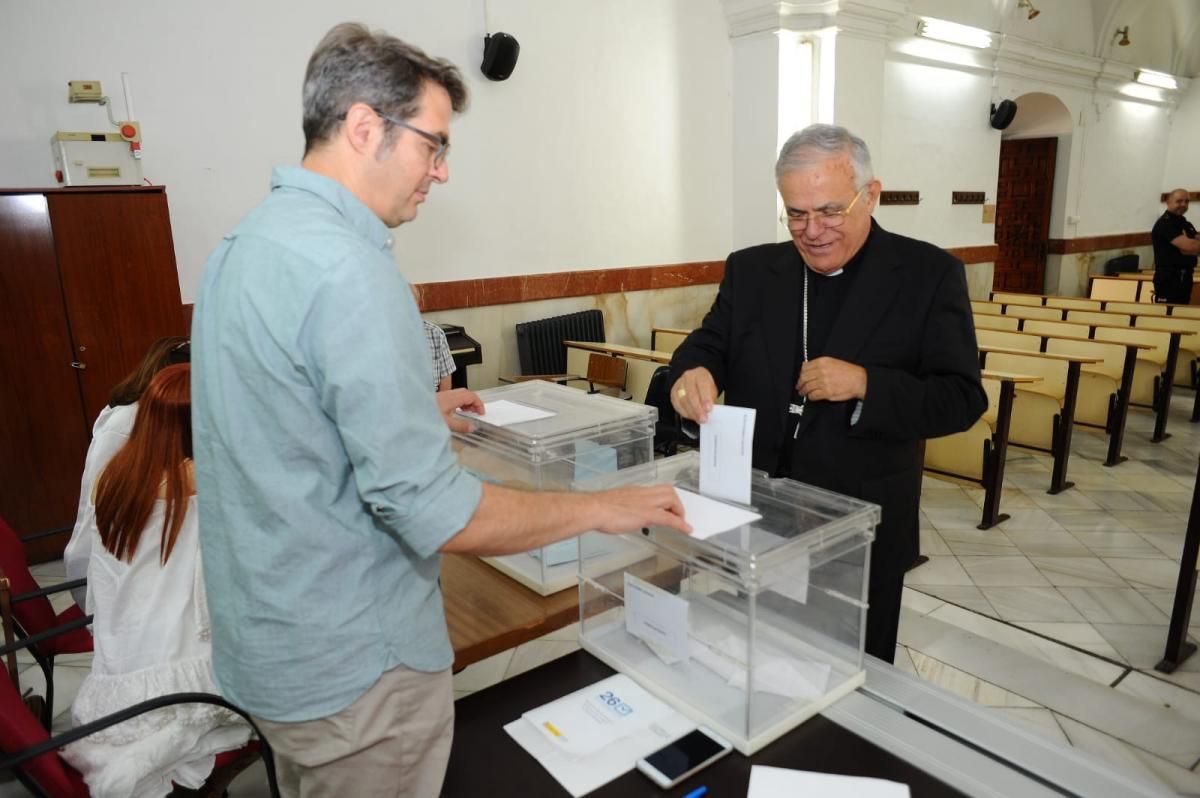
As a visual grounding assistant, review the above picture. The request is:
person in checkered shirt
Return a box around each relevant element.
[423,319,456,391]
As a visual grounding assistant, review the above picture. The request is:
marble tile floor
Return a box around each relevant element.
[6,398,1200,796]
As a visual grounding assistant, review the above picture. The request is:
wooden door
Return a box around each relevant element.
[48,191,185,423]
[994,137,1057,293]
[0,195,90,557]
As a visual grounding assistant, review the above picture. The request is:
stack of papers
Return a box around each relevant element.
[505,674,693,797]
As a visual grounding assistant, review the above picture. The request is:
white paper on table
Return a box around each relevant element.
[521,673,676,759]
[748,765,911,797]
[459,399,556,427]
[624,572,690,662]
[699,404,756,504]
[505,711,692,798]
[675,488,761,541]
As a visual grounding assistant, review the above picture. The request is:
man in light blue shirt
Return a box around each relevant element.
[192,23,688,797]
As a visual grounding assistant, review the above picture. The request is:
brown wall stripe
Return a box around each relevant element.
[181,245,1003,318]
[1047,232,1151,255]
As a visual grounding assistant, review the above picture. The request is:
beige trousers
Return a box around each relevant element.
[253,665,454,798]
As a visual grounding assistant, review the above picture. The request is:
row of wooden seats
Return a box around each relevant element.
[972,303,1193,433]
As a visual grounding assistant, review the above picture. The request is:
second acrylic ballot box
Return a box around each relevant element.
[452,380,656,595]
[573,452,879,754]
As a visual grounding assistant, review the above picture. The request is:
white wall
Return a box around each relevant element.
[1163,82,1200,189]
[0,1,734,301]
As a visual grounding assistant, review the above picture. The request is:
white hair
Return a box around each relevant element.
[775,124,874,187]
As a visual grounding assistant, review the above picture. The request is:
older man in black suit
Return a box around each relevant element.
[669,124,986,663]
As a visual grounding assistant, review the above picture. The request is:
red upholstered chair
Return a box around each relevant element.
[0,635,280,798]
[0,516,93,729]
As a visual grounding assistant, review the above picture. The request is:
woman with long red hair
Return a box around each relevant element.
[62,364,250,798]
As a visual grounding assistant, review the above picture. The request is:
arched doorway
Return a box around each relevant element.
[994,92,1073,292]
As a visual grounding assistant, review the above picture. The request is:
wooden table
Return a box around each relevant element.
[442,554,579,670]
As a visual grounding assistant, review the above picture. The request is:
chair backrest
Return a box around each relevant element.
[1107,301,1166,316]
[1005,304,1064,321]
[975,329,1039,351]
[1045,297,1101,310]
[1089,277,1139,302]
[974,314,1021,331]
[1169,306,1200,320]
[983,352,1068,398]
[1045,338,1125,380]
[0,518,58,642]
[1022,319,1089,340]
[585,353,627,390]
[1068,309,1129,326]
[1094,326,1171,363]
[0,631,88,797]
[992,291,1044,307]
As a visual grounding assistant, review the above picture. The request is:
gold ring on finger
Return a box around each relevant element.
[676,388,687,398]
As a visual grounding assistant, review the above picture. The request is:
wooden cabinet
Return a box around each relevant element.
[0,187,184,562]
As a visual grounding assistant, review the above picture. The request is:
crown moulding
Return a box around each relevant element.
[721,0,906,39]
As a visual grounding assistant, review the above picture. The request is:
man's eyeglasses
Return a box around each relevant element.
[336,107,449,166]
[780,185,868,232]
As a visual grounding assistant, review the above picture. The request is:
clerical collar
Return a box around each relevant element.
[810,267,844,277]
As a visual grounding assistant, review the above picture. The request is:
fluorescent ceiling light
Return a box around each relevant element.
[1135,69,1177,90]
[916,17,992,49]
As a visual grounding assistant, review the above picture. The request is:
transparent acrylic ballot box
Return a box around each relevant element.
[573,452,879,754]
[452,380,656,595]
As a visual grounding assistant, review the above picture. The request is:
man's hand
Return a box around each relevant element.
[670,367,718,423]
[797,357,867,402]
[436,388,484,434]
[593,485,691,535]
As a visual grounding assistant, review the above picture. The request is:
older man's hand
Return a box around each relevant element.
[669,367,718,423]
[797,357,867,402]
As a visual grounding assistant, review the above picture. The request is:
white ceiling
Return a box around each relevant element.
[916,0,1200,77]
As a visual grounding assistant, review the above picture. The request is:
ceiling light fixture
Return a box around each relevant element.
[1017,0,1040,21]
[1135,69,1178,90]
[915,17,993,49]
[1114,26,1131,46]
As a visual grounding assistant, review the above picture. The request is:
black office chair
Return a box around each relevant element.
[644,366,695,457]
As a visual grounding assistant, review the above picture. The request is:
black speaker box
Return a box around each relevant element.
[990,100,1018,130]
[481,33,519,81]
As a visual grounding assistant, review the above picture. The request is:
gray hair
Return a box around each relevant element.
[302,23,468,155]
[775,124,874,187]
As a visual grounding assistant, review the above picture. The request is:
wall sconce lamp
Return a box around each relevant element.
[1136,69,1178,90]
[1114,27,1131,46]
[1017,0,1040,21]
[915,17,993,49]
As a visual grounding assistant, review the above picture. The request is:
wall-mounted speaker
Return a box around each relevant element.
[481,33,519,81]
[990,100,1018,130]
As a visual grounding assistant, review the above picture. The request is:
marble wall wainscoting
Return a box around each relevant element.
[421,283,719,391]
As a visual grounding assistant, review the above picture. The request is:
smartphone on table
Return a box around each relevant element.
[635,726,732,789]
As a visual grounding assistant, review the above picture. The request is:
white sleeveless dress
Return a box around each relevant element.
[61,496,252,798]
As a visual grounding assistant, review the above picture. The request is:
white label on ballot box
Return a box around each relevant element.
[624,572,689,663]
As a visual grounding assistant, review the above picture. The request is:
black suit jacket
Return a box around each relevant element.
[669,222,986,564]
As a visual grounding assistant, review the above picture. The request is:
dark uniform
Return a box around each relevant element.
[1151,210,1198,304]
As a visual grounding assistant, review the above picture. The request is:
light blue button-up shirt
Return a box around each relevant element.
[192,166,482,722]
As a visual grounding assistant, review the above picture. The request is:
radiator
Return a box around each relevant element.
[516,309,605,375]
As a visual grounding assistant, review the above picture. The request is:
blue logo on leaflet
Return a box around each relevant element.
[598,690,634,717]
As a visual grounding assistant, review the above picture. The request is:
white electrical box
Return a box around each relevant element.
[51,132,143,186]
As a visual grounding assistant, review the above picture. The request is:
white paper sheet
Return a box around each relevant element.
[748,765,911,797]
[675,488,761,541]
[459,399,556,427]
[624,572,690,662]
[699,404,756,504]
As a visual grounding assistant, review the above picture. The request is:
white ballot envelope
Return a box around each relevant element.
[700,405,756,505]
